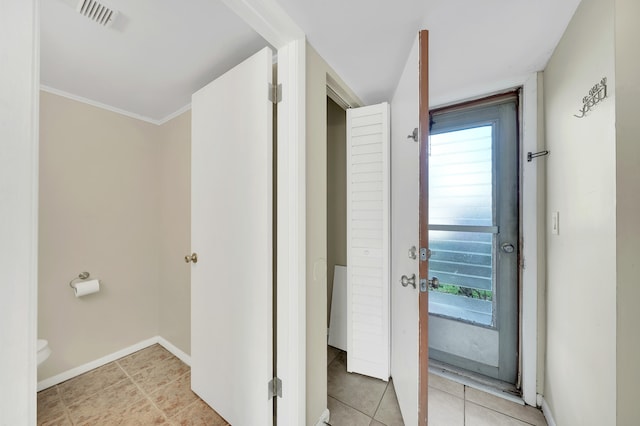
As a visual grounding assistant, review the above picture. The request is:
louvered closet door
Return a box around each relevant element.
[346,102,390,381]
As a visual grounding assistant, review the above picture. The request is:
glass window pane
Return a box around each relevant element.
[428,230,493,326]
[429,126,493,226]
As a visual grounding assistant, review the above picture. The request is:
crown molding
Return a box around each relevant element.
[39,85,190,126]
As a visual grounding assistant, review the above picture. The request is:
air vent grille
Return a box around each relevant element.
[76,0,119,27]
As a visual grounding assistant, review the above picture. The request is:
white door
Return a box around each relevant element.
[390,41,420,425]
[346,102,390,381]
[390,30,429,426]
[190,47,273,426]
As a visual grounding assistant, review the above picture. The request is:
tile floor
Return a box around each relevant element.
[38,343,547,425]
[37,344,229,425]
[327,345,548,426]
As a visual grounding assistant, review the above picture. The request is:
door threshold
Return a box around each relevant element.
[429,359,524,405]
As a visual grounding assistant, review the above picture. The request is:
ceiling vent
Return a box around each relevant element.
[76,0,119,27]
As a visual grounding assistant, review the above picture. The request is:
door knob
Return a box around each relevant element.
[185,253,198,263]
[400,274,416,289]
[429,276,439,288]
[501,243,515,253]
[408,246,417,259]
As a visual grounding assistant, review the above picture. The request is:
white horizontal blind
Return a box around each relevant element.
[346,102,390,381]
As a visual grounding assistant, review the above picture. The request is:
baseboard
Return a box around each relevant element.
[157,336,191,366]
[314,408,330,426]
[541,397,557,426]
[37,336,191,392]
[37,337,158,391]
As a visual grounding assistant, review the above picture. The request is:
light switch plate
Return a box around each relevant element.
[552,211,559,235]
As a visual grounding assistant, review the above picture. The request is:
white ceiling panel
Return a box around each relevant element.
[276,0,582,105]
[41,0,582,122]
[41,0,269,122]
[276,0,427,105]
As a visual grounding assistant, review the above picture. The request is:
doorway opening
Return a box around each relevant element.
[325,95,403,424]
[427,92,521,388]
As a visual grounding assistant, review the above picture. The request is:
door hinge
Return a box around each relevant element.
[420,278,427,292]
[268,83,282,104]
[268,377,282,399]
[419,247,430,261]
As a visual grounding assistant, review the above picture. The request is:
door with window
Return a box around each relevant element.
[427,95,519,383]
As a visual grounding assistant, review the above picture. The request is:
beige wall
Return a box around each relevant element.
[306,45,329,425]
[38,91,162,379]
[614,0,640,421]
[158,111,191,355]
[326,98,347,325]
[543,0,617,423]
[306,43,361,425]
[38,92,192,381]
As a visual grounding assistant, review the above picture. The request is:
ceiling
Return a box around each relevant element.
[41,0,582,123]
[41,0,269,123]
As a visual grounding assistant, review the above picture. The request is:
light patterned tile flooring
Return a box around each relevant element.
[37,344,228,426]
[327,345,548,426]
[38,343,548,425]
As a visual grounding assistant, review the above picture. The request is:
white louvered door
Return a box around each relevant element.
[346,102,390,381]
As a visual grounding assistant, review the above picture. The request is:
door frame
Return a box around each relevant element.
[430,74,542,405]
[1,1,40,424]
[220,2,307,423]
[8,0,309,424]
[418,29,429,426]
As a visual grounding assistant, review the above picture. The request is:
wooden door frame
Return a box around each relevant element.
[418,29,429,426]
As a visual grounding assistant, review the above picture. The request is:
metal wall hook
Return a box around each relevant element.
[527,150,549,162]
[407,128,418,142]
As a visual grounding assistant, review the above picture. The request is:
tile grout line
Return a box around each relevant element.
[371,380,389,423]
[329,394,376,423]
[40,346,195,426]
[118,346,222,424]
[59,368,139,423]
[115,357,175,423]
[463,385,467,425]
[155,370,197,421]
[55,384,75,426]
[465,398,541,426]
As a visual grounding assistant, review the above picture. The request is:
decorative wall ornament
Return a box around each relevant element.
[574,77,607,118]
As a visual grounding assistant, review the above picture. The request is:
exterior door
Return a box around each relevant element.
[391,30,429,426]
[190,47,274,425]
[427,95,519,383]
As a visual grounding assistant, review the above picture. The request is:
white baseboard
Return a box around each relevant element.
[37,336,191,392]
[541,397,557,426]
[314,408,330,426]
[157,336,191,366]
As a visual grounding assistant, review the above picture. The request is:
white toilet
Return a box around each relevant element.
[37,339,51,366]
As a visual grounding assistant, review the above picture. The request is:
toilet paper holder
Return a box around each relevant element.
[69,271,91,289]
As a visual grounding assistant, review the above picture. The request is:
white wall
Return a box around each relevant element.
[543,0,617,424]
[0,1,39,423]
[614,0,640,422]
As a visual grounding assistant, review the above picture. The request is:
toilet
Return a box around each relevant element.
[37,339,51,366]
